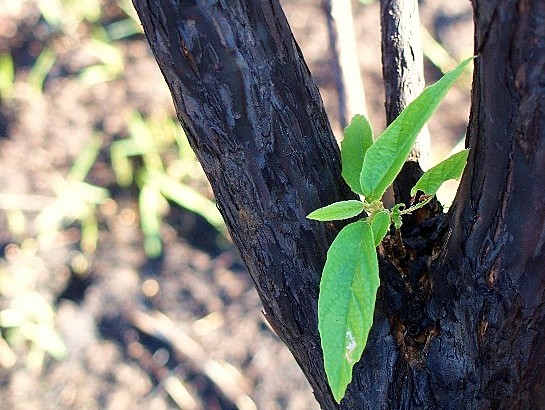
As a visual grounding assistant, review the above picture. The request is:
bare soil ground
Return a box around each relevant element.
[0,1,472,408]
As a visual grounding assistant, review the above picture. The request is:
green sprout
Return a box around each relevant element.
[307,57,473,403]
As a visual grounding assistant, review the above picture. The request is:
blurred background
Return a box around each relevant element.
[0,0,472,408]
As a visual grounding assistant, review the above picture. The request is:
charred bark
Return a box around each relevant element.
[132,0,545,408]
[439,0,545,406]
[131,1,352,407]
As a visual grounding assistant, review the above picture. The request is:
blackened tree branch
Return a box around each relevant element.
[131,0,355,407]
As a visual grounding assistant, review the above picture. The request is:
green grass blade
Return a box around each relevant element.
[148,170,224,230]
[341,115,373,194]
[127,111,164,172]
[27,47,56,92]
[139,182,164,258]
[318,220,379,402]
[110,143,135,186]
[360,57,474,202]
[0,53,15,101]
[410,149,469,197]
[69,135,102,182]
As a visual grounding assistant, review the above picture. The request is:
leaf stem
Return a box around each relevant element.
[398,196,432,215]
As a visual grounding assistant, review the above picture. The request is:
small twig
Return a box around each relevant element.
[323,0,368,130]
[127,339,200,410]
[381,0,430,204]
[398,196,432,215]
[323,0,348,128]
[129,309,257,410]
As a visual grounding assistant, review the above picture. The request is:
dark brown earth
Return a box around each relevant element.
[0,1,472,408]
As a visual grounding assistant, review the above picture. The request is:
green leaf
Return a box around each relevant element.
[318,220,379,402]
[360,57,474,202]
[139,182,164,258]
[307,200,365,221]
[341,115,373,194]
[370,211,390,246]
[410,149,470,197]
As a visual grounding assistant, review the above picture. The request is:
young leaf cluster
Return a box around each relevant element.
[307,57,473,403]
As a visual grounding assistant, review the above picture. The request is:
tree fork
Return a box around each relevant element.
[132,0,545,408]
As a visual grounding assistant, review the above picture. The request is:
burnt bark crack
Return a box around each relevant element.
[379,214,447,367]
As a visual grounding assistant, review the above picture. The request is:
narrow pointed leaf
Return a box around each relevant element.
[318,220,379,402]
[307,200,365,221]
[370,210,390,246]
[360,57,474,202]
[410,149,470,196]
[341,115,373,194]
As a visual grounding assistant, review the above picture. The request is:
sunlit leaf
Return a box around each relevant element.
[370,211,390,246]
[410,149,469,197]
[307,200,364,221]
[341,115,373,194]
[360,57,474,202]
[318,220,379,402]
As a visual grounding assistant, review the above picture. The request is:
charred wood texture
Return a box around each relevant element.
[440,0,545,406]
[132,0,545,408]
[131,1,353,407]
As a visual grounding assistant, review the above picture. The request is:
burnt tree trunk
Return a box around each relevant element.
[132,0,545,408]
